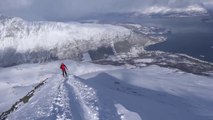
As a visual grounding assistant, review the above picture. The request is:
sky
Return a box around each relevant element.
[0,0,213,21]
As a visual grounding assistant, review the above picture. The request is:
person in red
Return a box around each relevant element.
[60,63,68,77]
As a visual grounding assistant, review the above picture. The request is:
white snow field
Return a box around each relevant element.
[0,60,212,120]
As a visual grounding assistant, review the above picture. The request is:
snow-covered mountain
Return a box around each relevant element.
[0,15,133,66]
[0,17,130,53]
[0,15,168,67]
[132,4,208,17]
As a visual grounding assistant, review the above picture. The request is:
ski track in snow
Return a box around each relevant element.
[66,76,100,120]
[8,74,122,120]
[51,79,73,120]
[8,75,74,120]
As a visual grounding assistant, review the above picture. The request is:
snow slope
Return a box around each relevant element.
[0,60,212,120]
[0,16,133,67]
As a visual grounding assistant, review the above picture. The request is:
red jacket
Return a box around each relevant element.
[60,63,67,71]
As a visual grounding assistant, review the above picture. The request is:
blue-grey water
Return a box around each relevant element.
[94,15,213,63]
[144,17,213,63]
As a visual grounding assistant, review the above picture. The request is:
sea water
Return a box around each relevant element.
[85,15,213,63]
[143,16,213,63]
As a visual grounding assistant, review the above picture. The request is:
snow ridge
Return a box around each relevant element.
[7,75,74,120]
[3,60,213,120]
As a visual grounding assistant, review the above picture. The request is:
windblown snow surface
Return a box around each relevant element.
[0,60,212,120]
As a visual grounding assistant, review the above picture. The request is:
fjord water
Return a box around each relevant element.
[96,15,213,63]
[144,16,213,63]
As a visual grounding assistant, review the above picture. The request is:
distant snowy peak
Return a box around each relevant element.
[133,4,208,17]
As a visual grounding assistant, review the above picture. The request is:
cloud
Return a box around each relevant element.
[139,4,207,16]
[0,0,212,21]
[0,0,32,11]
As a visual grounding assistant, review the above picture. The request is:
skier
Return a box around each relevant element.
[60,63,68,77]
